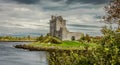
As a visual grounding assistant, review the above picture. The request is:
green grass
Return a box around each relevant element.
[28,40,99,50]
[14,39,99,52]
[59,41,86,47]
[29,36,99,49]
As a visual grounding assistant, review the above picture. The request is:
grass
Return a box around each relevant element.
[26,40,99,51]
[15,36,99,51]
[25,36,99,50]
[60,41,84,47]
[29,40,98,47]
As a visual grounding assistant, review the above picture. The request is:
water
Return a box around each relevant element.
[0,42,48,65]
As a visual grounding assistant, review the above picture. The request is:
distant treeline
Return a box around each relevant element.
[0,35,36,41]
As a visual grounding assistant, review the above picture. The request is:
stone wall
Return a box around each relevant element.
[62,31,83,40]
[50,15,83,41]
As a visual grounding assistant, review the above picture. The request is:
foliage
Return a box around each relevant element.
[47,27,120,65]
[103,0,120,27]
[101,26,114,35]
[116,28,120,32]
[41,36,62,44]
[79,34,91,42]
[93,26,120,65]
[36,35,44,41]
[0,35,35,41]
[98,0,120,64]
[48,50,93,65]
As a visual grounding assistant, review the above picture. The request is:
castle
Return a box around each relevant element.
[50,15,83,40]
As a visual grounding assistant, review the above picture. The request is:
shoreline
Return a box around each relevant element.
[14,44,88,52]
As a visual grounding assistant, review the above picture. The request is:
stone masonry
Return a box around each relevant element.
[50,15,83,40]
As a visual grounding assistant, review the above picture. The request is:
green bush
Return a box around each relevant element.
[79,34,91,43]
[36,35,44,41]
[93,26,120,65]
[42,36,62,44]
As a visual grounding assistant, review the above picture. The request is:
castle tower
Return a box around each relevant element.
[50,15,67,40]
[50,15,82,40]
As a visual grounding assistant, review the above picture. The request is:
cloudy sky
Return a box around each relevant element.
[0,0,109,36]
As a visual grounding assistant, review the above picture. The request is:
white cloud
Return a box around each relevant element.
[14,7,31,12]
[0,0,107,36]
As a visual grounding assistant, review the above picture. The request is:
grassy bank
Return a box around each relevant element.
[15,40,99,51]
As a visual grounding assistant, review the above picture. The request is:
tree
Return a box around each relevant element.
[101,26,114,35]
[85,34,91,42]
[103,0,120,28]
[95,1,120,64]
[27,35,31,40]
[36,35,43,41]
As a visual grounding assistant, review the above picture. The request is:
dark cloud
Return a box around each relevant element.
[66,0,109,4]
[12,0,40,4]
[68,27,97,31]
[95,16,102,19]
[46,0,109,4]
[67,24,101,28]
[11,0,109,4]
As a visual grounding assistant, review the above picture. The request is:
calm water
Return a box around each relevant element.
[0,42,48,65]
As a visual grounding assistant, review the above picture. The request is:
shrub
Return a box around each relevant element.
[42,36,62,44]
[79,34,91,42]
[36,35,44,41]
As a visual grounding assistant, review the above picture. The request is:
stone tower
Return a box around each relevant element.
[50,15,82,40]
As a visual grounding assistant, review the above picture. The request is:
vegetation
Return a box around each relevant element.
[47,27,120,65]
[36,35,44,41]
[14,0,120,65]
[0,35,36,41]
[48,0,120,65]
[15,28,120,65]
[103,0,120,27]
[41,36,62,44]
